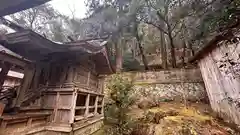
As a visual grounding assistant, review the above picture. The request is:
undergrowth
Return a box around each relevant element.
[104,74,135,135]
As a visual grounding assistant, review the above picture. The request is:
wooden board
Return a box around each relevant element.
[199,39,240,125]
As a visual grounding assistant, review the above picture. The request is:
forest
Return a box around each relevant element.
[1,0,239,72]
[0,0,240,135]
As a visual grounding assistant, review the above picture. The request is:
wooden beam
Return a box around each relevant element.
[53,92,60,122]
[84,94,90,117]
[87,71,91,86]
[0,62,11,90]
[0,52,29,67]
[0,120,7,128]
[94,96,99,115]
[15,65,35,107]
[60,66,68,84]
[101,98,104,115]
[32,65,42,90]
[70,91,77,123]
[98,77,104,94]
[27,118,32,126]
[66,67,74,83]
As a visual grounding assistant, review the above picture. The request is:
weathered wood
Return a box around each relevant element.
[87,71,91,86]
[77,88,104,96]
[27,118,32,126]
[70,91,77,123]
[0,52,28,67]
[101,98,104,115]
[98,77,104,93]
[0,120,7,128]
[0,62,11,90]
[0,30,109,135]
[66,67,74,83]
[32,65,42,90]
[15,65,35,107]
[53,92,60,122]
[198,37,240,125]
[0,102,5,116]
[75,106,86,110]
[94,96,99,115]
[84,94,90,117]
[60,66,68,84]
[74,116,84,121]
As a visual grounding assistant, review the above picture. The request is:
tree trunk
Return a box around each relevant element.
[168,33,177,68]
[182,41,186,67]
[160,32,168,69]
[136,35,149,70]
[188,42,195,56]
[115,38,123,73]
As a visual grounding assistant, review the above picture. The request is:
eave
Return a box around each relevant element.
[2,30,114,74]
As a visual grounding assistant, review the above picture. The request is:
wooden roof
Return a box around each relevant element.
[1,30,114,74]
[0,0,50,16]
[0,43,30,67]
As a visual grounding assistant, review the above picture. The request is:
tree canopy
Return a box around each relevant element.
[2,0,239,71]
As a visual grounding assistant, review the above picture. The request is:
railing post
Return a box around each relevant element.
[101,98,104,115]
[94,96,99,115]
[84,94,90,117]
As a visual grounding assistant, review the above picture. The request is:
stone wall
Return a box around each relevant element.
[105,68,207,104]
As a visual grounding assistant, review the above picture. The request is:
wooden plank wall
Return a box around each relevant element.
[41,89,76,124]
[19,60,104,128]
[199,39,240,125]
[74,66,99,92]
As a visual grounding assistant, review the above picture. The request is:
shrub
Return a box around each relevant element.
[105,74,135,135]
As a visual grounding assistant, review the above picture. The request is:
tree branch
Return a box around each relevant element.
[171,21,180,32]
[156,11,168,23]
[173,24,184,38]
[140,18,168,34]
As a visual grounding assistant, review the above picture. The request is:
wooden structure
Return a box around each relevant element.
[0,30,113,135]
[190,29,240,125]
[0,45,24,87]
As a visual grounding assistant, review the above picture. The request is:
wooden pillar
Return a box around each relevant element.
[94,96,99,115]
[32,65,41,90]
[66,67,74,83]
[53,92,60,122]
[15,65,35,107]
[70,91,77,123]
[87,71,91,86]
[98,77,104,94]
[60,66,68,84]
[101,98,104,115]
[84,94,90,117]
[44,64,50,86]
[0,62,11,90]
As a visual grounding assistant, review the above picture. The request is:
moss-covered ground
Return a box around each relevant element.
[93,102,240,135]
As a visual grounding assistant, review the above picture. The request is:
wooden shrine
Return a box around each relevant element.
[0,30,113,135]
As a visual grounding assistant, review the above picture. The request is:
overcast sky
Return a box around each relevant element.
[49,0,87,18]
